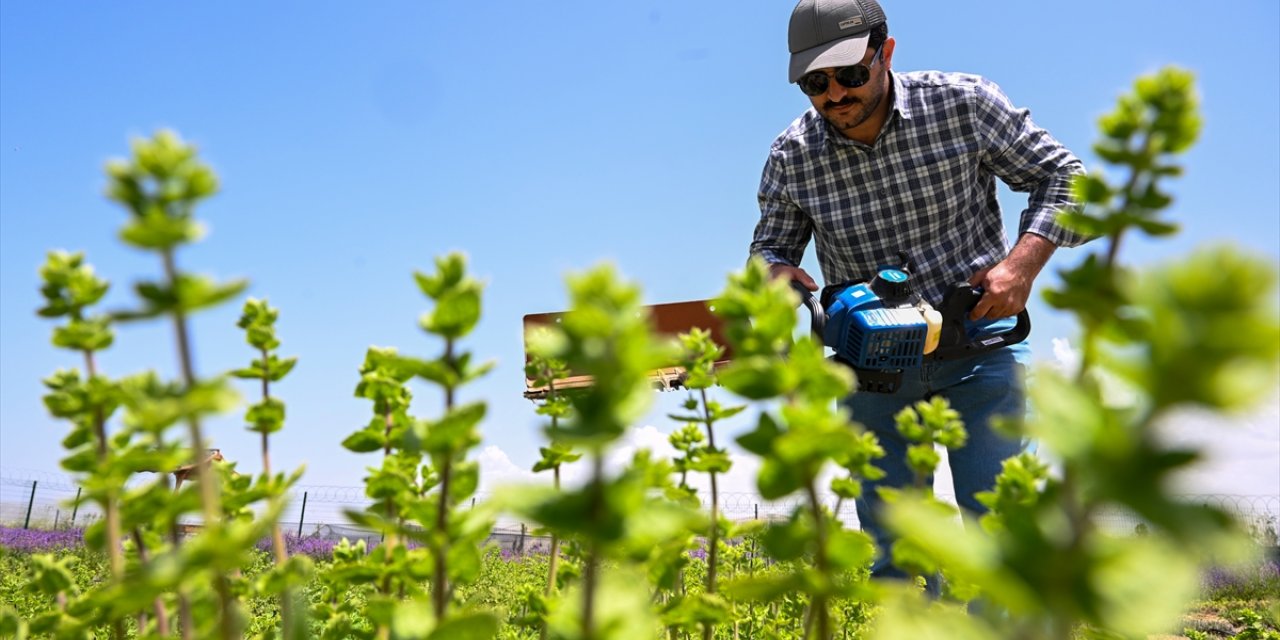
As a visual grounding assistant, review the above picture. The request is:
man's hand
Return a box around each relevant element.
[967,233,1057,320]
[769,263,818,291]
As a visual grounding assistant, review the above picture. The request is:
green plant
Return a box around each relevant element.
[1231,608,1280,640]
[521,352,581,639]
[325,253,500,639]
[715,260,881,639]
[867,67,1279,640]
[230,298,310,639]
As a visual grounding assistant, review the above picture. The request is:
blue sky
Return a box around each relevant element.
[2,1,1277,496]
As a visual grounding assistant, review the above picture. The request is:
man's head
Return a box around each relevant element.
[788,0,887,83]
[788,0,893,136]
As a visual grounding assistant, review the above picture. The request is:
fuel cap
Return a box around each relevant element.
[869,268,912,300]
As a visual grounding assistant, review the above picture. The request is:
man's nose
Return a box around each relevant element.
[824,78,850,102]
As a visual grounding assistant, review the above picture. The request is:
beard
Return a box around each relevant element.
[819,77,886,133]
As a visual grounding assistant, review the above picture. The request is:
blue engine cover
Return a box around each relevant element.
[822,283,928,369]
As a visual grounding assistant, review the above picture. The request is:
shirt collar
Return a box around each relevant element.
[817,71,912,151]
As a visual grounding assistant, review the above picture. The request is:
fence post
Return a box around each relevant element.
[518,523,527,554]
[296,491,308,538]
[23,481,38,529]
[70,487,81,527]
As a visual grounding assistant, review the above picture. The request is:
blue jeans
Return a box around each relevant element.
[845,317,1030,580]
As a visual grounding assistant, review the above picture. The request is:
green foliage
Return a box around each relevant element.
[19,66,1279,640]
[871,66,1278,640]
[715,257,878,638]
[321,254,499,639]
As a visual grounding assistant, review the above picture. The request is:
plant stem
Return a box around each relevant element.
[582,452,604,640]
[701,388,720,594]
[432,338,457,620]
[540,370,567,640]
[132,527,170,636]
[162,250,221,521]
[541,464,563,640]
[380,409,399,599]
[699,388,720,640]
[161,249,236,640]
[82,350,127,640]
[804,480,831,640]
[259,346,297,639]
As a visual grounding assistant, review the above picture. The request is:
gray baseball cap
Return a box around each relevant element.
[788,0,887,83]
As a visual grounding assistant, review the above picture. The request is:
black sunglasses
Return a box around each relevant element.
[797,44,884,97]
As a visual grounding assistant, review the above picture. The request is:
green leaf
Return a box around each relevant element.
[0,606,27,638]
[722,573,805,603]
[1133,217,1180,236]
[246,397,286,434]
[448,461,480,502]
[266,355,298,381]
[118,212,205,250]
[342,424,386,453]
[414,253,467,299]
[425,611,499,640]
[420,285,482,339]
[736,412,782,456]
[416,402,485,456]
[830,476,862,499]
[717,356,790,400]
[1072,173,1113,205]
[760,514,811,561]
[122,274,248,318]
[687,449,732,474]
[756,457,802,500]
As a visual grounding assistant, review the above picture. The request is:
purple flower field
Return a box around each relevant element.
[255,534,339,560]
[1201,558,1280,599]
[0,526,84,552]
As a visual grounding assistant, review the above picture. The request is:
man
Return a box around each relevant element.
[749,0,1090,580]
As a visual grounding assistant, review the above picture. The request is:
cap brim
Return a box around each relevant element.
[788,33,870,83]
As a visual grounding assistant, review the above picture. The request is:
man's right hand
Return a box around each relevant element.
[768,263,818,291]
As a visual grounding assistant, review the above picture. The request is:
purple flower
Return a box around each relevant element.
[1201,557,1280,599]
[256,534,338,560]
[0,526,84,553]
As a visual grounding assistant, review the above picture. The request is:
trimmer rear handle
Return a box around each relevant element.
[929,284,1031,361]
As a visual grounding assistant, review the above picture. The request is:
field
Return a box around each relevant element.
[3,527,1277,639]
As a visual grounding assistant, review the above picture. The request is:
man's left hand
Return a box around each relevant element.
[966,233,1058,320]
[967,262,1033,320]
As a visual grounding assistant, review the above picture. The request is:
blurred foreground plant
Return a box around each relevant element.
[871,66,1280,640]
[716,260,880,639]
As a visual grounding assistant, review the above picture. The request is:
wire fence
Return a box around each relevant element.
[4,469,1278,554]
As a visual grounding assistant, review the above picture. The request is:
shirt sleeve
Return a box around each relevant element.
[749,147,812,266]
[973,78,1091,248]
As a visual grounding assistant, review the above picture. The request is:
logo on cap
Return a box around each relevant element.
[838,17,864,30]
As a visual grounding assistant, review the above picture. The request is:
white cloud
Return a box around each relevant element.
[1046,337,1279,496]
[1155,394,1280,496]
[1050,336,1081,376]
[475,445,535,488]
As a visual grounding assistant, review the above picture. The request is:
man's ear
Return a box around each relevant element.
[882,37,897,70]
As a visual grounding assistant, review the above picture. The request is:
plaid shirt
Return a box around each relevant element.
[750,70,1088,306]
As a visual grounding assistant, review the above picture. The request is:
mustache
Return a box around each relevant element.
[824,97,859,109]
